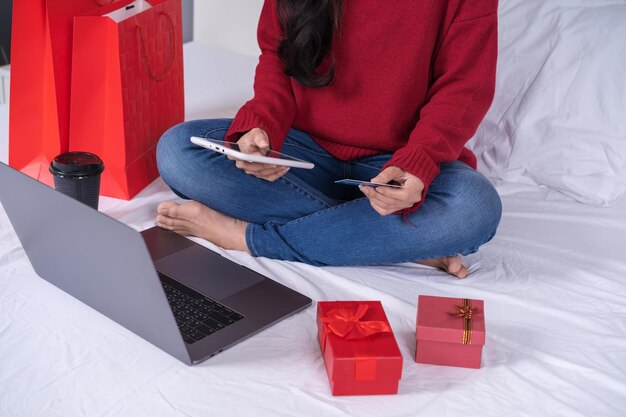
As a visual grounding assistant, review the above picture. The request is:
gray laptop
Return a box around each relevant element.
[0,162,311,365]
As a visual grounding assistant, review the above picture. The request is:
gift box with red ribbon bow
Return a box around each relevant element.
[415,295,486,369]
[317,301,403,396]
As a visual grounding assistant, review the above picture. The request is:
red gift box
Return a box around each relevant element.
[415,295,485,369]
[317,301,403,396]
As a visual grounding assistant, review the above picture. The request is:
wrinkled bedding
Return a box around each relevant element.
[1,41,625,417]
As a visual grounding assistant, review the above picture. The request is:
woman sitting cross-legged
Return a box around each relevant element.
[155,0,503,278]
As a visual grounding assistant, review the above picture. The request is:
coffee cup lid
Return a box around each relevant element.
[49,152,105,178]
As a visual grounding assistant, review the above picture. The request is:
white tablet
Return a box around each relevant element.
[190,137,315,169]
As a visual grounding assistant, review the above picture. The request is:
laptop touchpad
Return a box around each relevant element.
[154,245,264,300]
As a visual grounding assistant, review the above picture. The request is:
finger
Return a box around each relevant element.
[261,166,290,177]
[370,197,401,212]
[244,165,286,176]
[370,188,405,206]
[235,160,277,172]
[237,134,257,154]
[371,166,401,185]
[360,186,380,202]
[360,185,377,196]
[374,179,424,206]
[361,186,402,209]
[379,189,417,206]
[263,169,290,182]
[363,192,402,213]
[251,167,287,177]
[249,131,270,151]
[364,188,412,212]
[239,128,269,154]
[235,160,250,170]
[239,160,278,170]
[369,200,395,216]
[373,185,410,201]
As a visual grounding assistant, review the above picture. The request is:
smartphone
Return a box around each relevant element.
[334,179,402,188]
[190,137,315,169]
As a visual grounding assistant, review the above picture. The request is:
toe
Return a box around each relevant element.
[445,256,461,271]
[157,214,176,227]
[454,265,470,279]
[446,256,469,279]
[167,201,203,221]
[156,220,190,236]
[164,201,198,220]
[157,201,179,215]
[156,215,190,233]
[444,255,469,278]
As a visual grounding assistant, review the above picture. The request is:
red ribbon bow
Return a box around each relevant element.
[319,303,392,381]
[320,304,391,340]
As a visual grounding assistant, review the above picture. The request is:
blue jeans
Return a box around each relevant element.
[156,119,502,266]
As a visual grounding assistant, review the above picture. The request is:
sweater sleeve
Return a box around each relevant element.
[225,0,296,152]
[383,0,499,212]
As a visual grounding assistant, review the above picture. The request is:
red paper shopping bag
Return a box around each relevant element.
[9,0,122,185]
[69,0,184,199]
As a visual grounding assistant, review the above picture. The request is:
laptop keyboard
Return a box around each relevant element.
[158,273,244,344]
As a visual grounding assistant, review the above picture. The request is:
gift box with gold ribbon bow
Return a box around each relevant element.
[317,301,403,396]
[415,295,486,369]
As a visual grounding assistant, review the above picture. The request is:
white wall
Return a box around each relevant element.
[193,0,264,57]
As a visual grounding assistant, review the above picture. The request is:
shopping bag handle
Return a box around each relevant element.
[136,11,176,82]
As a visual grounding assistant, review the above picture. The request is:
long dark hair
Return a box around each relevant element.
[276,0,343,88]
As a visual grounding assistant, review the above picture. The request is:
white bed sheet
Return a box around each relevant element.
[1,42,626,417]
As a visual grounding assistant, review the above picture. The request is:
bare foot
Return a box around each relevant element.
[156,201,250,254]
[416,255,469,279]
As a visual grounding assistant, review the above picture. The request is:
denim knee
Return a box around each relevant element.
[156,119,233,196]
[472,175,502,244]
[409,166,502,258]
[156,123,190,194]
[450,170,502,253]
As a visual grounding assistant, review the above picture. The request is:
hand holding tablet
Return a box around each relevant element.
[190,136,315,170]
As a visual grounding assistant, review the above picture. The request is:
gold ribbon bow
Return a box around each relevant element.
[448,299,479,345]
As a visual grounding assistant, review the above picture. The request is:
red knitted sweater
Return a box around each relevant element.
[226,0,498,210]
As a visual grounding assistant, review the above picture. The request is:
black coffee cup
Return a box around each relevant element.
[49,152,105,210]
